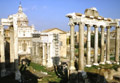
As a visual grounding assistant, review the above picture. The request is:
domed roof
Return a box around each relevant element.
[16,4,28,22]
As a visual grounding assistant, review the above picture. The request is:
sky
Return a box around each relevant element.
[0,0,120,31]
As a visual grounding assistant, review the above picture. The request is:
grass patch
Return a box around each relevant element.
[29,62,61,83]
[85,64,120,73]
[30,62,47,72]
[85,65,99,73]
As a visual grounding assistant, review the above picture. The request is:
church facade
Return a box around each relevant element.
[4,4,35,57]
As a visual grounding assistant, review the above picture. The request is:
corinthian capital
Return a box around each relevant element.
[78,22,85,26]
[86,24,92,28]
[68,22,75,26]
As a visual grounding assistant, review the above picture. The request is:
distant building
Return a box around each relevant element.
[1,4,67,67]
[42,28,67,58]
[31,31,60,67]
[4,4,35,57]
[110,29,120,54]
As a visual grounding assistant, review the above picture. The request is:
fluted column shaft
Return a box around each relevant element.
[78,22,85,71]
[93,25,99,65]
[86,24,91,67]
[115,26,120,64]
[106,26,111,64]
[69,23,75,72]
[100,26,105,64]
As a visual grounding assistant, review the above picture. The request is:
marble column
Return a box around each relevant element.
[106,26,111,64]
[10,26,15,71]
[42,43,46,66]
[36,42,39,56]
[115,26,120,64]
[100,26,105,64]
[32,42,35,56]
[13,17,21,81]
[34,43,36,56]
[0,25,6,77]
[69,23,75,73]
[86,24,91,67]
[78,22,85,71]
[37,43,40,57]
[47,43,51,67]
[93,25,99,66]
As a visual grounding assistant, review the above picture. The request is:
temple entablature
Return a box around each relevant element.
[66,8,119,28]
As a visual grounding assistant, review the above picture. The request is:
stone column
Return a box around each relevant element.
[34,43,36,56]
[86,24,91,67]
[115,26,120,64]
[36,42,39,56]
[100,26,105,64]
[69,23,75,73]
[78,22,85,71]
[47,43,51,67]
[49,43,53,67]
[0,25,6,77]
[106,26,111,64]
[13,17,21,81]
[32,42,35,56]
[10,26,15,71]
[93,25,99,65]
[42,43,46,66]
[37,43,40,57]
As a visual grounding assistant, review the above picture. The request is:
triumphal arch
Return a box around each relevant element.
[66,8,120,73]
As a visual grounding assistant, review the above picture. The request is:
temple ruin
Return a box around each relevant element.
[66,7,120,73]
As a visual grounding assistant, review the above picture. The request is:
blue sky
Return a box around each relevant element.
[0,0,120,31]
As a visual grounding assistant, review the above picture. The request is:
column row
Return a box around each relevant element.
[32,42,53,67]
[69,23,120,72]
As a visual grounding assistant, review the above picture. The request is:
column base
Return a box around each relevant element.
[42,60,46,66]
[15,70,21,82]
[1,69,6,77]
[100,62,105,65]
[106,61,111,64]
[93,63,99,66]
[114,62,120,65]
[47,62,53,67]
[69,66,75,71]
[86,65,91,67]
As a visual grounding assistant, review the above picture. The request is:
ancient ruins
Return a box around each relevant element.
[0,4,66,81]
[31,32,60,67]
[66,7,120,73]
[0,16,21,80]
[0,2,120,82]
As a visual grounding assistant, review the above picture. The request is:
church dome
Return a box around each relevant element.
[16,4,28,22]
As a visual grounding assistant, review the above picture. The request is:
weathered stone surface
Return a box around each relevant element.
[78,22,85,71]
[69,24,75,73]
